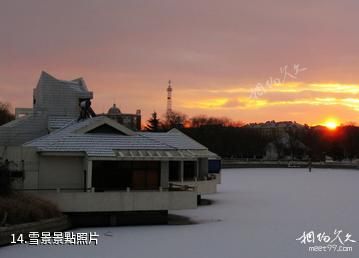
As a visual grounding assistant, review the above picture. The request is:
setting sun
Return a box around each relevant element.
[323,119,339,130]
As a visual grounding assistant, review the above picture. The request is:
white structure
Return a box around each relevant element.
[0,72,220,214]
[0,71,94,148]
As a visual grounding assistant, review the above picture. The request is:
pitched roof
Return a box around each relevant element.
[48,116,76,131]
[25,116,213,158]
[0,113,48,146]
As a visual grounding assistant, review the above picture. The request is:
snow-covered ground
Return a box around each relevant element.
[2,168,359,258]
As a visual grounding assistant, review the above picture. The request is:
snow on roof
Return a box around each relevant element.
[25,116,213,158]
[139,128,207,150]
[48,116,76,131]
[0,113,48,146]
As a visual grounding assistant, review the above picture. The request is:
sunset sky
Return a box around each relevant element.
[1,0,359,125]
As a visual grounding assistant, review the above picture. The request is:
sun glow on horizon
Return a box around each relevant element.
[323,119,339,130]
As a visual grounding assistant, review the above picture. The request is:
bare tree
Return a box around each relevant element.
[162,111,188,130]
[0,102,15,126]
[190,115,242,127]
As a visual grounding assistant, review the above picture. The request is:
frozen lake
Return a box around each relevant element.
[1,168,359,258]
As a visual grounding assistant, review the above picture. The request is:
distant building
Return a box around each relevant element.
[245,121,304,137]
[106,103,141,131]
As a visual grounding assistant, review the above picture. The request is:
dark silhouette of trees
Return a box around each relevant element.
[183,122,359,161]
[189,115,243,128]
[0,102,15,126]
[145,112,161,132]
[142,110,359,161]
[341,125,359,160]
[162,111,188,130]
[301,125,359,161]
[285,125,307,160]
[182,125,270,159]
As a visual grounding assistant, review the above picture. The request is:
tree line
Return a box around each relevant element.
[145,111,359,161]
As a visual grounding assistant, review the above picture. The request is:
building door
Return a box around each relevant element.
[132,170,146,190]
[131,161,160,190]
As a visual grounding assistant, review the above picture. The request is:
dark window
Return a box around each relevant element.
[87,124,126,134]
[92,161,160,191]
[184,161,196,180]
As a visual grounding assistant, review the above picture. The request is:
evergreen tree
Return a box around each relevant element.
[145,112,160,132]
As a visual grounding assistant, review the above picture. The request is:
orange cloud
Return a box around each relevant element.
[176,81,359,125]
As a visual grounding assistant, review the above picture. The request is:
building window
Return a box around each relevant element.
[92,161,160,191]
[169,161,180,181]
